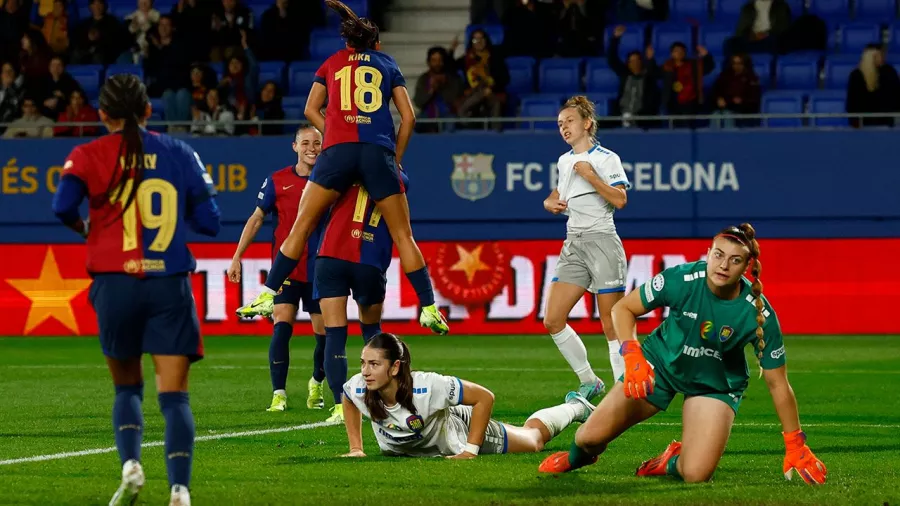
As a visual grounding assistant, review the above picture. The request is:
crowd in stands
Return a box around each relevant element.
[1,0,899,138]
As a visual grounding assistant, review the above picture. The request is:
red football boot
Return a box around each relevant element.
[635,440,682,477]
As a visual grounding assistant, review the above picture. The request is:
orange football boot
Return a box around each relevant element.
[635,440,682,477]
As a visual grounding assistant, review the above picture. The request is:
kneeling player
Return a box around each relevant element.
[538,224,828,485]
[52,75,221,506]
[311,171,409,423]
[340,333,594,458]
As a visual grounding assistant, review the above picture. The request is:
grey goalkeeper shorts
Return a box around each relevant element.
[449,405,509,455]
[553,232,627,294]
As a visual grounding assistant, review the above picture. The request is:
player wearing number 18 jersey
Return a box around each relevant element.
[51,75,220,506]
[236,0,448,337]
[539,224,827,486]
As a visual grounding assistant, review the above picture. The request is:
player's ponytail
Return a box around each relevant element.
[719,223,766,376]
[562,95,598,142]
[326,0,379,51]
[364,333,418,422]
[99,74,149,217]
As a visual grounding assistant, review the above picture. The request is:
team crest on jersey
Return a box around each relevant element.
[700,320,713,340]
[405,414,425,433]
[719,325,734,342]
[451,153,496,201]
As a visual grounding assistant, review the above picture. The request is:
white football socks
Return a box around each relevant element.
[274,389,286,397]
[551,325,597,384]
[608,339,625,382]
[528,403,579,439]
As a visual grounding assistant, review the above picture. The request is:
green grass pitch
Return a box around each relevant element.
[0,334,898,505]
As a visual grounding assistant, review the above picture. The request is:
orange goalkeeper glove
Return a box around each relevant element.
[783,429,827,485]
[620,340,655,399]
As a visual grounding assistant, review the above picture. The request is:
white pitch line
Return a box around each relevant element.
[0,421,337,467]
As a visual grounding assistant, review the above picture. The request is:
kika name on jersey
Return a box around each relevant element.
[119,153,159,170]
[348,53,371,62]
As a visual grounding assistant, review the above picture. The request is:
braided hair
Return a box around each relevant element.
[99,74,149,217]
[718,223,765,375]
[363,333,417,421]
[325,0,379,51]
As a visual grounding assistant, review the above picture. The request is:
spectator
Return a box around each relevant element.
[0,61,25,133]
[124,0,161,64]
[606,25,660,128]
[661,42,715,124]
[556,0,598,57]
[414,46,462,134]
[71,0,127,65]
[18,31,51,88]
[711,53,761,128]
[191,87,235,135]
[2,95,54,138]
[0,0,30,63]
[41,0,69,55]
[217,30,257,131]
[725,0,791,57]
[846,45,900,128]
[170,0,213,63]
[54,88,100,137]
[189,62,217,111]
[451,29,509,131]
[39,55,77,118]
[209,0,252,63]
[144,15,192,125]
[251,80,284,136]
[259,0,305,63]
[503,0,555,58]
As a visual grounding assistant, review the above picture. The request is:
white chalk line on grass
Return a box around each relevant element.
[0,421,337,467]
[1,420,896,468]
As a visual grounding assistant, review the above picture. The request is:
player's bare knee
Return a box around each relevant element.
[543,314,565,334]
[574,426,607,452]
[679,463,715,483]
[273,304,295,324]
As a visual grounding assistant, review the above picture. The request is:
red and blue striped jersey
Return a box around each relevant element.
[316,171,410,272]
[256,166,323,282]
[58,131,220,277]
[314,48,406,153]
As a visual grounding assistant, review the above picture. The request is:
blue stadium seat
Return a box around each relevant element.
[505,56,536,95]
[809,0,850,21]
[105,64,143,81]
[652,24,693,56]
[762,91,805,127]
[148,98,164,117]
[713,0,745,22]
[538,58,583,93]
[751,53,774,88]
[466,24,505,46]
[892,24,900,52]
[585,59,619,93]
[249,4,268,30]
[839,23,882,53]
[288,62,321,96]
[583,93,614,117]
[776,57,818,90]
[283,104,305,133]
[670,0,710,20]
[309,30,345,61]
[699,24,732,56]
[785,0,805,16]
[67,64,104,99]
[823,55,858,88]
[519,95,564,130]
[604,24,646,57]
[808,90,848,126]
[257,61,286,90]
[854,0,897,20]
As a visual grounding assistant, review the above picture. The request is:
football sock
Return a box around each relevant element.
[666,455,684,480]
[608,339,625,382]
[567,440,597,470]
[324,326,349,404]
[269,322,292,392]
[264,251,299,292]
[405,267,435,307]
[158,392,195,488]
[527,403,579,439]
[360,322,382,344]
[312,332,326,382]
[113,383,144,465]
[551,325,597,384]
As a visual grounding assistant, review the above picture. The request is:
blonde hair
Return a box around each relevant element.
[859,48,880,93]
[561,95,598,140]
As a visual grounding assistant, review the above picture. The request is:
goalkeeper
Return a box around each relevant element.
[538,223,827,485]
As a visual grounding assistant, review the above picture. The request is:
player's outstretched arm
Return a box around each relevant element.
[391,86,416,166]
[304,83,327,134]
[51,173,89,238]
[763,366,827,485]
[611,290,655,398]
[448,380,495,460]
[227,208,265,283]
[341,395,366,457]
[572,161,627,209]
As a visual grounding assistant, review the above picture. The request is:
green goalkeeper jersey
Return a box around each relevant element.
[638,261,787,396]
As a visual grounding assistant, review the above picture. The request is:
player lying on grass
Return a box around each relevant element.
[538,223,828,485]
[340,333,594,458]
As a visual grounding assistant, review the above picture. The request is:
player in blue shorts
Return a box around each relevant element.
[228,127,327,413]
[311,168,410,423]
[51,74,220,506]
[236,0,449,337]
